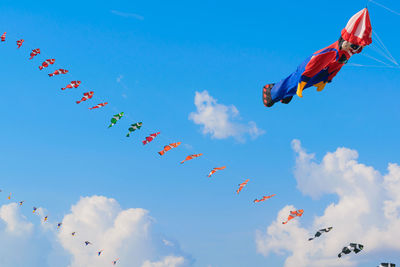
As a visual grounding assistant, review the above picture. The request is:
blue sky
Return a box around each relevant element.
[0,0,400,266]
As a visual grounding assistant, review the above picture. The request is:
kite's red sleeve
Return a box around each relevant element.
[301,50,337,82]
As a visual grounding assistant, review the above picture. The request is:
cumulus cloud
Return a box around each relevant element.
[0,203,33,235]
[189,91,265,141]
[256,140,400,266]
[141,255,186,267]
[0,196,191,267]
[57,196,191,267]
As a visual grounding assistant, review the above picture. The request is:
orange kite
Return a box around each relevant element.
[207,166,226,177]
[236,179,250,194]
[180,153,203,164]
[282,209,304,224]
[158,142,181,156]
[253,194,276,203]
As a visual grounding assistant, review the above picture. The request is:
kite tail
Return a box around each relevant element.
[126,133,130,137]
[308,237,314,241]
[158,151,165,156]
[76,100,81,104]
[39,66,43,70]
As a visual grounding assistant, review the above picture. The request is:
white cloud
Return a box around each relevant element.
[0,196,191,267]
[189,91,265,141]
[256,140,400,266]
[141,255,186,267]
[0,203,33,236]
[111,10,144,20]
[58,196,191,267]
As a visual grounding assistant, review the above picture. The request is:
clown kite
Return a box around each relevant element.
[262,8,372,107]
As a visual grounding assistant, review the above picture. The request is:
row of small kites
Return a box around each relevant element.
[0,32,279,266]
[2,193,119,265]
[2,193,396,265]
[1,31,396,265]
[1,31,277,202]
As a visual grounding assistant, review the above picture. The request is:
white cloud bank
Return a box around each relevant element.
[256,140,400,266]
[0,196,191,267]
[189,91,265,141]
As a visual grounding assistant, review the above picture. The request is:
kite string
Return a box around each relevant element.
[368,0,400,16]
[372,31,399,65]
[368,43,398,66]
[360,53,394,67]
[347,63,400,68]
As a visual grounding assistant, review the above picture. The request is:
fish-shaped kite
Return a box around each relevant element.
[158,142,181,156]
[39,59,55,70]
[282,209,303,224]
[142,132,160,145]
[29,48,40,60]
[48,69,68,77]
[16,39,24,48]
[62,81,81,90]
[108,112,124,128]
[253,194,276,203]
[180,153,203,164]
[126,122,142,137]
[76,91,94,104]
[207,166,226,177]
[89,102,108,110]
[236,179,250,194]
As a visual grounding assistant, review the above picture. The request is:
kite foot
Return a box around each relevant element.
[280,96,293,104]
[263,84,275,107]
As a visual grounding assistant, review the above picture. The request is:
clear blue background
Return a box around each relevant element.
[0,0,399,266]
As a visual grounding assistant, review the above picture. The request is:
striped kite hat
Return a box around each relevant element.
[341,8,372,46]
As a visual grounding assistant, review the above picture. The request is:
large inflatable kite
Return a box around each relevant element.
[263,8,372,107]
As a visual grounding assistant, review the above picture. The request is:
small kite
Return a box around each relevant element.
[48,69,68,77]
[84,241,92,246]
[338,243,364,258]
[180,153,203,164]
[142,132,160,145]
[108,112,124,128]
[29,48,40,60]
[71,232,76,236]
[253,194,276,203]
[57,223,62,229]
[89,102,108,110]
[207,166,226,177]
[44,216,48,222]
[158,142,181,156]
[126,122,142,137]
[62,81,81,90]
[76,91,94,104]
[112,258,119,265]
[282,209,304,224]
[39,59,55,70]
[98,250,103,256]
[16,39,24,48]
[7,193,11,200]
[308,227,332,241]
[379,263,396,267]
[236,179,250,194]
[19,201,24,206]
[1,32,6,42]
[33,207,37,213]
